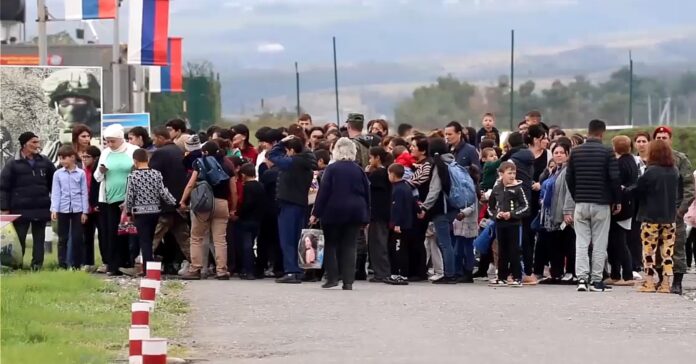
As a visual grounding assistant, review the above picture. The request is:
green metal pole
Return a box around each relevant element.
[295,62,301,117]
[333,36,340,126]
[510,29,515,131]
[628,51,633,126]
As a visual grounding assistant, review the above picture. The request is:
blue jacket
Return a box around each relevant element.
[313,160,370,225]
[452,141,481,169]
[50,167,89,214]
[390,180,416,230]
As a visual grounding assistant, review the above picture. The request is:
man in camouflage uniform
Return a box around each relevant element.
[653,126,695,295]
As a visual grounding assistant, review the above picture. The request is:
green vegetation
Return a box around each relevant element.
[395,68,696,130]
[1,247,188,363]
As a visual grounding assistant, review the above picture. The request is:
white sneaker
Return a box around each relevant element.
[632,271,643,281]
[178,261,190,276]
[427,268,435,276]
[428,273,444,282]
[561,273,574,282]
[486,264,496,277]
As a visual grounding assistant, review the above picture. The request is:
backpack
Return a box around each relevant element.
[445,161,477,209]
[190,157,229,216]
[195,156,230,187]
[352,139,370,168]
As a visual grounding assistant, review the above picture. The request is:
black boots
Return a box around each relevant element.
[671,273,683,295]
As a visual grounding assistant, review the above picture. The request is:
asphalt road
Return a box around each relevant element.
[184,276,696,364]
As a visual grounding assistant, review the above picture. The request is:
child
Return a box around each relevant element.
[367,147,392,282]
[125,148,177,271]
[235,163,267,279]
[476,112,501,147]
[81,146,103,272]
[480,147,501,192]
[452,165,480,283]
[487,161,530,287]
[385,163,417,285]
[393,145,415,180]
[51,145,89,269]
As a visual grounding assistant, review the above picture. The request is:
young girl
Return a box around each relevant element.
[626,140,680,293]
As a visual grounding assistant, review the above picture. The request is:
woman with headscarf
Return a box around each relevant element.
[310,137,370,290]
[94,124,139,276]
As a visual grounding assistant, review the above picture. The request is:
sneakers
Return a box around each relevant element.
[215,272,230,280]
[432,276,457,284]
[508,279,523,287]
[96,264,108,274]
[119,267,138,277]
[561,273,574,282]
[384,275,409,285]
[577,279,588,292]
[589,281,613,292]
[178,261,191,276]
[632,271,643,281]
[428,273,444,282]
[488,279,507,287]
[275,273,302,284]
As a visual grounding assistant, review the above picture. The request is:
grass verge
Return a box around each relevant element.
[1,271,188,363]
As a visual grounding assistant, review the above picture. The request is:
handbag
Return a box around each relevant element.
[298,228,324,269]
[118,212,138,236]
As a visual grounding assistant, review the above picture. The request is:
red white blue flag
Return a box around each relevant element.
[127,0,170,66]
[64,0,117,20]
[149,37,183,93]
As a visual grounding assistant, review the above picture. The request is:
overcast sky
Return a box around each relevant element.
[25,0,696,71]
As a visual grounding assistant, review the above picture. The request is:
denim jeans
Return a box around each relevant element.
[277,201,306,274]
[452,235,475,276]
[431,210,459,278]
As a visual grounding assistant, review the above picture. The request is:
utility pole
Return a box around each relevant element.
[295,61,301,117]
[333,36,340,126]
[628,51,634,126]
[509,29,515,131]
[37,0,48,65]
[112,1,121,113]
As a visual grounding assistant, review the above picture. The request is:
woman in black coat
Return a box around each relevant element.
[310,138,370,290]
[0,132,55,269]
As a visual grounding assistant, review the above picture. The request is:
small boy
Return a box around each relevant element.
[385,163,417,285]
[392,145,415,180]
[476,112,501,147]
[480,147,502,191]
[235,163,267,279]
[51,145,89,269]
[487,161,530,287]
[125,148,177,271]
[367,147,392,282]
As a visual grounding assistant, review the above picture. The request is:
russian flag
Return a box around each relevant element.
[127,0,170,66]
[65,0,117,20]
[149,38,183,93]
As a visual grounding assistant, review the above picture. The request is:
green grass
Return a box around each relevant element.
[1,270,188,363]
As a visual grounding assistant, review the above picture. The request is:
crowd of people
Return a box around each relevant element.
[1,111,695,294]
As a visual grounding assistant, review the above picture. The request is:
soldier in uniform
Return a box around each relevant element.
[653,126,695,295]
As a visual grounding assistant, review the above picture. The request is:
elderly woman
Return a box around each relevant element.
[310,138,370,290]
[94,124,139,276]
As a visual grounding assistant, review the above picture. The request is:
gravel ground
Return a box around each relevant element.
[185,276,696,364]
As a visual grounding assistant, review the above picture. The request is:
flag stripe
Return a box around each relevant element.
[161,64,171,91]
[140,0,156,65]
[98,0,117,18]
[127,0,144,64]
[169,38,183,92]
[149,66,162,93]
[82,0,99,19]
[65,0,83,20]
[153,0,170,65]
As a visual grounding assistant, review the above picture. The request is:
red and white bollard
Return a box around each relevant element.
[145,261,162,281]
[139,279,159,309]
[128,326,150,364]
[131,301,151,326]
[142,338,167,364]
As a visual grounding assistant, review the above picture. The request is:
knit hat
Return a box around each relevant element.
[652,126,672,139]
[185,134,202,152]
[103,124,125,139]
[18,132,38,148]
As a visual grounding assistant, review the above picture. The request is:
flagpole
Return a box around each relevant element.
[295,61,301,117]
[333,36,339,126]
[37,0,48,65]
[112,0,121,113]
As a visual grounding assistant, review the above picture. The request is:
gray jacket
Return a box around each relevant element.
[542,165,575,230]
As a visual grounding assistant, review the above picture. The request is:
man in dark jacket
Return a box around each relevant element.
[149,127,191,272]
[653,126,695,294]
[268,135,317,283]
[0,132,56,269]
[444,121,480,169]
[566,119,621,292]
